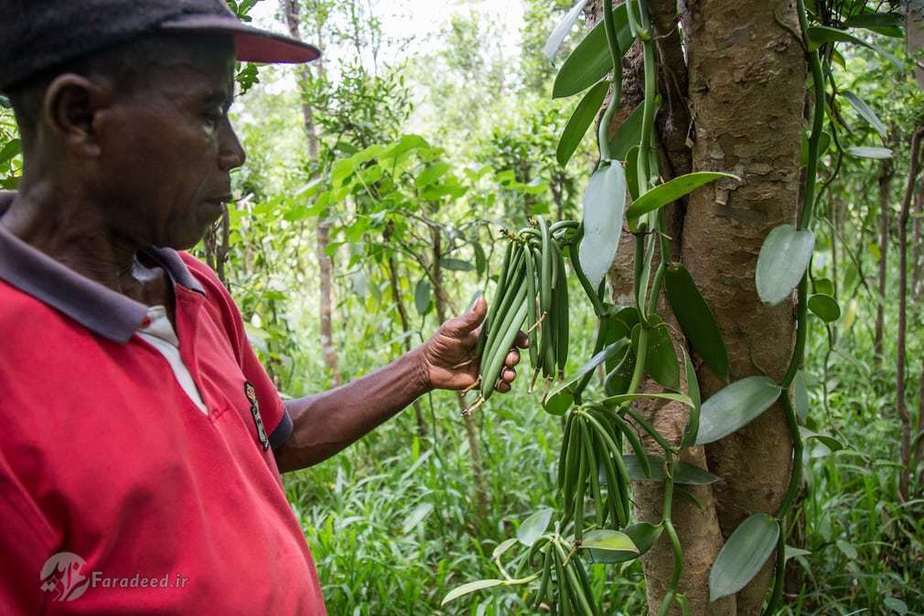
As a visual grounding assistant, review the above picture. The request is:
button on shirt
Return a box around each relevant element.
[0,194,326,614]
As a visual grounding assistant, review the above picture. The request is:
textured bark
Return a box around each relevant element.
[592,2,729,612]
[875,160,893,365]
[284,0,342,385]
[681,0,803,612]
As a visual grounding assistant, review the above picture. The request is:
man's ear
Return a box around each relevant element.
[41,74,111,158]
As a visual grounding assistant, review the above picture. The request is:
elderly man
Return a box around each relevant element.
[0,1,524,613]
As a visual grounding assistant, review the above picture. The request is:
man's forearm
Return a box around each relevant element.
[275,347,432,473]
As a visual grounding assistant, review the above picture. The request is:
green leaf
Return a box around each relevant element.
[543,383,575,416]
[414,278,432,316]
[806,26,903,68]
[756,224,815,305]
[416,162,450,188]
[784,545,811,561]
[626,172,737,220]
[0,139,21,167]
[844,13,904,37]
[557,80,610,167]
[710,513,780,602]
[473,241,487,275]
[584,523,660,564]
[696,376,782,445]
[441,579,506,606]
[599,391,693,408]
[609,103,644,162]
[848,145,893,159]
[552,1,635,98]
[492,537,518,561]
[665,264,729,380]
[517,508,553,547]
[440,258,475,272]
[330,158,357,188]
[578,161,627,289]
[402,502,433,533]
[808,293,841,322]
[624,145,640,201]
[580,529,638,552]
[842,91,887,138]
[884,597,909,615]
[800,427,844,452]
[644,318,680,390]
[624,454,721,485]
[836,539,858,560]
[543,0,590,59]
[813,277,834,296]
[681,349,702,448]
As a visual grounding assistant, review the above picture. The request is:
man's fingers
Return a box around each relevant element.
[495,379,512,393]
[445,296,487,335]
[504,349,520,368]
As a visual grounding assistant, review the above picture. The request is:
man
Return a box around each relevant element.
[0,2,525,613]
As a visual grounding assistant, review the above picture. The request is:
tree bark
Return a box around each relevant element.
[874,160,893,365]
[284,0,342,385]
[911,190,923,301]
[681,1,804,612]
[895,127,924,501]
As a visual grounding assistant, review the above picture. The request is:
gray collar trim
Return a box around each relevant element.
[0,195,205,343]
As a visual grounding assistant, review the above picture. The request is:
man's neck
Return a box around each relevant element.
[0,182,169,307]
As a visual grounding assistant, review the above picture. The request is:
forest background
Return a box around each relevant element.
[2,0,923,613]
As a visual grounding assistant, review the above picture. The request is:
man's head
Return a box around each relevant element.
[0,0,319,250]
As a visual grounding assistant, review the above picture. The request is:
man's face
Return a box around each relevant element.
[94,37,245,250]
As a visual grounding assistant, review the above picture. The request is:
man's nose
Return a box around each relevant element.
[218,118,246,171]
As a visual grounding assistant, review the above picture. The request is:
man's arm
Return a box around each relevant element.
[274,298,525,473]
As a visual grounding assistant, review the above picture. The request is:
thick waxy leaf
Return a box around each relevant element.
[517,508,553,547]
[580,529,638,553]
[585,522,660,564]
[557,80,610,166]
[609,103,643,162]
[414,278,432,316]
[696,376,782,445]
[842,91,887,138]
[441,579,505,606]
[800,427,845,452]
[844,12,903,37]
[806,26,903,68]
[710,513,780,602]
[543,0,589,60]
[624,145,640,200]
[542,343,628,415]
[579,162,627,290]
[599,391,694,408]
[756,224,815,305]
[808,293,841,322]
[542,384,574,416]
[665,264,729,380]
[644,319,680,390]
[624,454,721,485]
[626,172,738,220]
[552,1,636,98]
[813,277,834,296]
[681,349,702,448]
[848,145,893,159]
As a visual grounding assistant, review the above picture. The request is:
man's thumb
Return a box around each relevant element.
[456,296,487,332]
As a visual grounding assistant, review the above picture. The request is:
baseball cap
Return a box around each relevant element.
[0,0,320,92]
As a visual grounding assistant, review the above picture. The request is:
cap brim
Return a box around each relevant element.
[159,15,320,64]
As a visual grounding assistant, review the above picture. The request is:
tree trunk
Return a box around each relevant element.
[875,160,893,365]
[895,127,924,501]
[430,226,489,517]
[284,0,342,385]
[682,1,804,613]
[911,190,923,301]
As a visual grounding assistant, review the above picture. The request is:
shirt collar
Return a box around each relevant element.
[0,191,205,343]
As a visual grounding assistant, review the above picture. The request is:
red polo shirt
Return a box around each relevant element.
[0,195,326,614]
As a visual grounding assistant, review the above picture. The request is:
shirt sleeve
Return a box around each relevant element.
[179,253,293,449]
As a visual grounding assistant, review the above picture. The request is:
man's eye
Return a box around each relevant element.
[203,109,225,126]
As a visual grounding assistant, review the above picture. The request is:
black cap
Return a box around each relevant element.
[0,0,320,92]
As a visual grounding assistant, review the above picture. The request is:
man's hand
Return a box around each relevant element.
[420,297,528,393]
